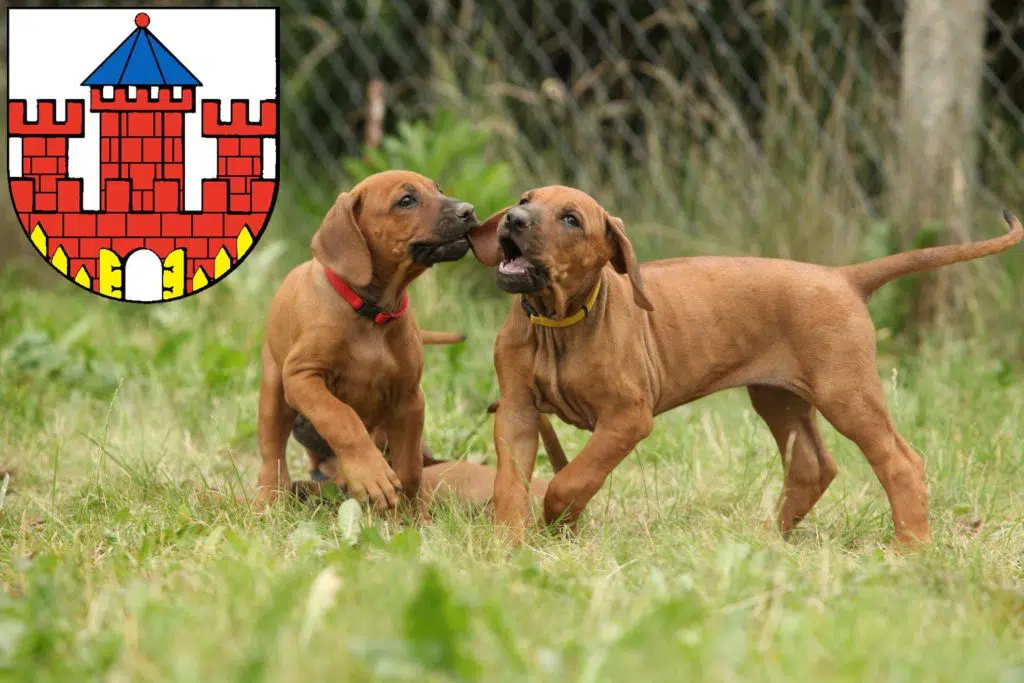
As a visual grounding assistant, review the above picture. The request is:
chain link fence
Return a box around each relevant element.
[4,1,1024,267]
[276,1,1024,260]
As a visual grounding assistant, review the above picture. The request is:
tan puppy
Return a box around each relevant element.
[257,170,481,512]
[468,186,1022,546]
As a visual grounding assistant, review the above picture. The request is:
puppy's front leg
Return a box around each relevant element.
[283,366,401,512]
[383,388,430,521]
[493,389,541,543]
[543,410,653,528]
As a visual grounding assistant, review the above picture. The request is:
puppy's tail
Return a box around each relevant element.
[420,330,467,345]
[841,209,1022,299]
[487,401,569,473]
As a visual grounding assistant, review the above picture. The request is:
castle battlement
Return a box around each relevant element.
[9,99,85,136]
[90,86,196,112]
[202,99,277,138]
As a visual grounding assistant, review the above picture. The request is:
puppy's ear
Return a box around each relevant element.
[606,214,654,311]
[466,207,510,267]
[311,191,372,287]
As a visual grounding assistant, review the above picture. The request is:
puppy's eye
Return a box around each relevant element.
[517,197,529,206]
[562,213,581,229]
[395,194,417,209]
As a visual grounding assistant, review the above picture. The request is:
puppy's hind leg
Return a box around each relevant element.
[384,389,430,520]
[288,415,340,501]
[256,343,297,508]
[748,386,838,536]
[292,414,335,479]
[814,378,930,547]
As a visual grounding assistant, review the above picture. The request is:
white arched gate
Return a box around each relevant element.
[123,249,163,302]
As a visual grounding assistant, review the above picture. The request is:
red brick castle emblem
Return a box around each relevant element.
[7,8,279,302]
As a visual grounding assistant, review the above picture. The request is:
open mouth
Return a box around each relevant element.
[498,237,533,276]
[410,235,471,265]
[497,236,547,292]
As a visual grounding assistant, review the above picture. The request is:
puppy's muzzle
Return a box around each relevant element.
[454,202,475,221]
[411,201,478,265]
[503,207,529,233]
[497,207,549,293]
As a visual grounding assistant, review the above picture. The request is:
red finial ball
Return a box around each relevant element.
[135,12,150,28]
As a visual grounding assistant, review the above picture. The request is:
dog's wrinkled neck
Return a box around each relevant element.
[524,271,603,321]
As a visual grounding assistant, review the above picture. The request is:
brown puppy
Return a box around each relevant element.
[256,170,479,512]
[468,186,1022,546]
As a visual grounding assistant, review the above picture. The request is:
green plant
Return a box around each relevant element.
[342,111,515,221]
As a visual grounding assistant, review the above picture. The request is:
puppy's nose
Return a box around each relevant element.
[504,208,529,232]
[455,202,476,221]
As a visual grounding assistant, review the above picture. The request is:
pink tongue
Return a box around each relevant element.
[499,256,530,274]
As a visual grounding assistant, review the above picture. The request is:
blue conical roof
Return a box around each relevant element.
[82,14,201,87]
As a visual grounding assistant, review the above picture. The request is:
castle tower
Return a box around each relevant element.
[9,100,85,215]
[82,12,200,214]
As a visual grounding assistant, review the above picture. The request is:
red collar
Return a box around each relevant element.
[323,267,409,324]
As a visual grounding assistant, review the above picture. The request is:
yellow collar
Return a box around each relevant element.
[523,281,602,328]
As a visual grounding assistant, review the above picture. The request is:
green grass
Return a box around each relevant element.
[0,223,1022,683]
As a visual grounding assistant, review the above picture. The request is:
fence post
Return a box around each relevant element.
[365,80,385,149]
[897,0,986,334]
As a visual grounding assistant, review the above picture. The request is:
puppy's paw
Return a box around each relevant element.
[412,494,434,524]
[255,462,292,511]
[290,480,326,501]
[380,496,433,527]
[253,486,280,512]
[338,452,402,512]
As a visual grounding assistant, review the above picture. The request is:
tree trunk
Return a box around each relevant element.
[897,0,987,335]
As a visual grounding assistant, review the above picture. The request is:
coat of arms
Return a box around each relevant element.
[7,8,279,302]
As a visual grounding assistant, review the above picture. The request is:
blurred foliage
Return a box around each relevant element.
[278,0,1024,207]
[341,111,515,222]
[403,564,482,681]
